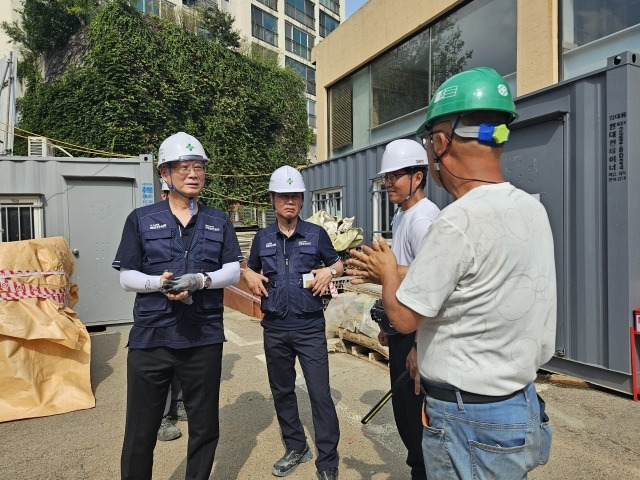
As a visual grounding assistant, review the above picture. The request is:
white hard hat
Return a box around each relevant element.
[378,139,428,175]
[157,132,209,168]
[160,180,170,191]
[269,166,306,193]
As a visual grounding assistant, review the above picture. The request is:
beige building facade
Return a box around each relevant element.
[312,0,640,161]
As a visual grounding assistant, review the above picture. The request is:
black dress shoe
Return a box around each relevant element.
[317,466,338,480]
[272,444,312,477]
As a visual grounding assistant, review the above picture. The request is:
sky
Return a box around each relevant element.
[345,0,369,18]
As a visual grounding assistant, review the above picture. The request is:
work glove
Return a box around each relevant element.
[160,273,203,294]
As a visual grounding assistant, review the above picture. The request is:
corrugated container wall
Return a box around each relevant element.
[301,52,640,393]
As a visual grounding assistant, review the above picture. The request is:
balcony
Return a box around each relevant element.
[256,0,277,11]
[319,0,339,15]
[252,22,279,46]
[285,39,312,60]
[285,3,315,29]
[183,0,218,7]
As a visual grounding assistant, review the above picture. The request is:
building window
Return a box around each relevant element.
[285,0,315,29]
[137,0,177,18]
[313,188,343,217]
[1,196,43,242]
[329,76,352,153]
[371,30,431,127]
[371,180,393,240]
[255,0,277,11]
[319,11,339,38]
[183,0,217,7]
[561,0,640,79]
[285,56,316,95]
[319,0,340,16]
[285,22,315,60]
[252,5,278,46]
[307,99,317,128]
[562,0,640,48]
[327,0,516,157]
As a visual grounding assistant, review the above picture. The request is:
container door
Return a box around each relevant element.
[66,178,135,326]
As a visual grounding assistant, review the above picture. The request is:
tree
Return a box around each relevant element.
[199,6,240,49]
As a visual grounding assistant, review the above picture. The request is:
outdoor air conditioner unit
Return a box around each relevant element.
[28,136,54,157]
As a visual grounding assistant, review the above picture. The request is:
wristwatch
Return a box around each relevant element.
[202,273,212,289]
[329,266,338,278]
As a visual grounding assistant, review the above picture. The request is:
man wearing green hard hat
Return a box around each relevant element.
[349,67,557,480]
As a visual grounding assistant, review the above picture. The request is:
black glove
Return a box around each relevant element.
[370,299,398,335]
[160,273,203,294]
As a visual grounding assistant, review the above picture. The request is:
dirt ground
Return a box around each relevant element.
[2,307,640,479]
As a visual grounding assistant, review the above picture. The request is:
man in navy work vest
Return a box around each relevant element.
[242,165,342,480]
[112,132,243,480]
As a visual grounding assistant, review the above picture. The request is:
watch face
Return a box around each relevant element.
[330,267,337,276]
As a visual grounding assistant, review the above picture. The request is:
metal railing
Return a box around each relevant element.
[319,0,339,15]
[252,22,279,46]
[256,0,277,10]
[285,3,315,29]
[285,38,312,60]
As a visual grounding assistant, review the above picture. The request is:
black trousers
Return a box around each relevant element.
[121,343,223,480]
[388,333,428,480]
[263,324,340,472]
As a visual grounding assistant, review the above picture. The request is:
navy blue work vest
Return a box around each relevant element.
[133,202,228,327]
[256,221,325,319]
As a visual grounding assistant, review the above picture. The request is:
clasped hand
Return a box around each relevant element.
[160,273,203,294]
[345,237,397,285]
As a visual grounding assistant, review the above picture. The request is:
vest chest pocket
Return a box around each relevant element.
[298,245,318,272]
[144,229,173,264]
[259,246,278,275]
[202,230,224,264]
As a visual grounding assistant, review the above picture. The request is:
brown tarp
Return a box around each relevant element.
[0,236,95,423]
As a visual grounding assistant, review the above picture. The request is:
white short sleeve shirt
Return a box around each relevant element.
[397,183,557,395]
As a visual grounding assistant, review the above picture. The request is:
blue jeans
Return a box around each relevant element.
[421,380,551,480]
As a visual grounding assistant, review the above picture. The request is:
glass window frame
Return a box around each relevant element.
[371,180,393,240]
[312,187,343,218]
[251,5,279,47]
[320,10,340,38]
[285,56,316,95]
[0,195,44,242]
[285,22,315,60]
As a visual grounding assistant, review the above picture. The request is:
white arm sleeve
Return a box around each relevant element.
[205,261,241,289]
[119,268,163,293]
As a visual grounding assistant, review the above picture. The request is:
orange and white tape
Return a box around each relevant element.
[0,269,70,304]
[328,281,338,298]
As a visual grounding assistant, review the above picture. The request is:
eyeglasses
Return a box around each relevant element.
[175,164,205,175]
[383,171,410,185]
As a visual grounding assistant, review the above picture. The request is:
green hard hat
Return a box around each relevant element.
[416,67,518,136]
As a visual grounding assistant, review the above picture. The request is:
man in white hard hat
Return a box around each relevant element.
[347,139,439,480]
[155,177,188,443]
[112,132,243,480]
[243,165,342,480]
[160,179,170,201]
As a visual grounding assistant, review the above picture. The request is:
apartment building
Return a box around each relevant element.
[135,0,345,161]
